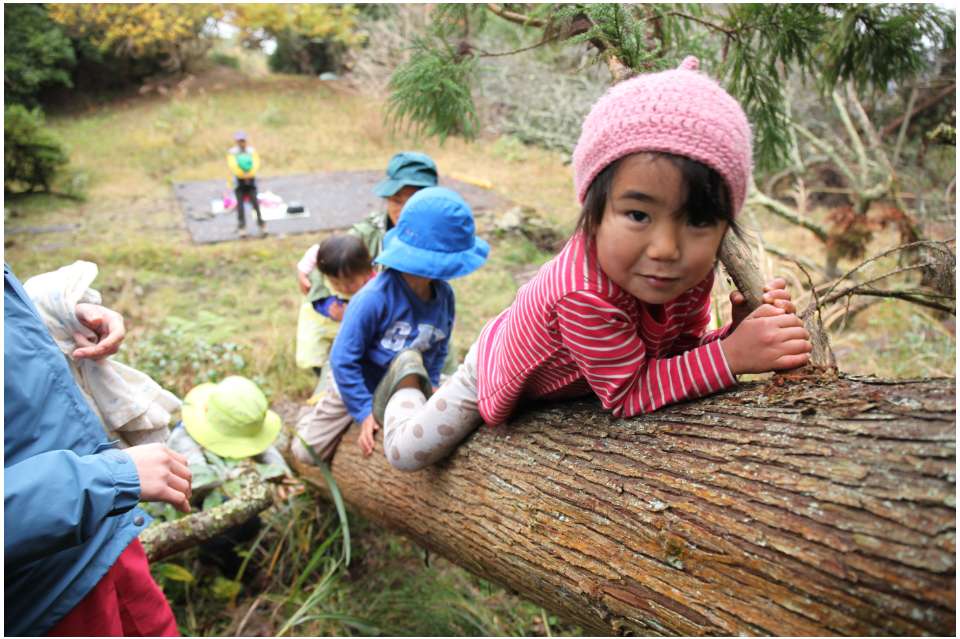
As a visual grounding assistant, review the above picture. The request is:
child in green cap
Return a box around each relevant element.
[168,376,288,498]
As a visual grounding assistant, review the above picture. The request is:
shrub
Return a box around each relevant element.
[3,4,75,106]
[4,104,69,194]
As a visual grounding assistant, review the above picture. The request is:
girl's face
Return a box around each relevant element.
[595,154,727,305]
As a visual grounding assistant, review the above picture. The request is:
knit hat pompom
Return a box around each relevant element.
[572,56,752,216]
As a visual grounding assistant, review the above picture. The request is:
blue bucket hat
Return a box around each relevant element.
[375,187,489,280]
[373,151,438,197]
[234,130,247,141]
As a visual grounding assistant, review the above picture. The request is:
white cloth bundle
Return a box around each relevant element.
[24,261,180,447]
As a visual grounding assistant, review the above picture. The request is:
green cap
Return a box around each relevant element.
[373,151,438,197]
[181,376,282,459]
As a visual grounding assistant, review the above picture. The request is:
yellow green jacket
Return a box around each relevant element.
[226,145,261,181]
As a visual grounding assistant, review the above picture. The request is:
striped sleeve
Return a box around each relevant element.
[555,290,736,418]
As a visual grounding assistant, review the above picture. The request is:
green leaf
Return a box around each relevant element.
[211,576,242,601]
[153,562,195,583]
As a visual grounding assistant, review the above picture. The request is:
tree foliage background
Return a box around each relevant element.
[385,3,955,171]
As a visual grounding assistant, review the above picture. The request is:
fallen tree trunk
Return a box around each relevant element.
[290,374,955,636]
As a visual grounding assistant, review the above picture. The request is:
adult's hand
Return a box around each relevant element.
[73,303,126,360]
[124,444,192,513]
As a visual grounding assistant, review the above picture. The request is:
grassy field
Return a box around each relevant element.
[4,62,954,635]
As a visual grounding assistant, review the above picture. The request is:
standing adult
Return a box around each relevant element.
[4,264,192,636]
[227,131,264,237]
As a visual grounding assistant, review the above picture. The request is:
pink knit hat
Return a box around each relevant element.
[572,56,752,216]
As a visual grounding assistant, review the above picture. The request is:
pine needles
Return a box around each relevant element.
[386,36,480,143]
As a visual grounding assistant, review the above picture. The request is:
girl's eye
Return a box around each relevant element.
[626,210,650,223]
[687,216,716,229]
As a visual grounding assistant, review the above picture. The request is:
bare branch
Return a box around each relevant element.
[832,88,868,184]
[605,53,635,83]
[749,187,830,242]
[893,84,920,167]
[763,244,826,276]
[830,288,955,315]
[793,123,860,190]
[845,81,894,175]
[792,260,837,369]
[881,83,956,138]
[820,239,956,301]
[718,229,767,311]
[484,3,547,28]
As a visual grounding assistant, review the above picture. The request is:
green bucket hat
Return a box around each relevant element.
[182,376,282,459]
[373,151,438,197]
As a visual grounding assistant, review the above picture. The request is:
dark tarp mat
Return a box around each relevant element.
[174,170,512,244]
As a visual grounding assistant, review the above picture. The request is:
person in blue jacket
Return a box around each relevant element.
[292,187,489,465]
[4,264,192,636]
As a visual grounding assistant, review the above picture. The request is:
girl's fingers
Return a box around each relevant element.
[750,304,784,319]
[770,312,803,327]
[779,338,814,354]
[775,353,811,369]
[779,326,811,342]
[763,277,787,291]
[730,291,745,304]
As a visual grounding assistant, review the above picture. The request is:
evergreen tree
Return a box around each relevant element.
[386,3,955,170]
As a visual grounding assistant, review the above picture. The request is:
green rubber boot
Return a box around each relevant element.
[372,349,433,426]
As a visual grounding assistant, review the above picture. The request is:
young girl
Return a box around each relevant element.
[371,56,813,471]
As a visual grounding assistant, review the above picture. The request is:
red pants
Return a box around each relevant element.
[48,539,179,637]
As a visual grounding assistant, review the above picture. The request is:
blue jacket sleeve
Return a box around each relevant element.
[330,291,380,423]
[4,448,141,566]
[312,295,344,319]
[422,284,454,386]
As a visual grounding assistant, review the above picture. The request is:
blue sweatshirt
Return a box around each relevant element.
[330,269,454,422]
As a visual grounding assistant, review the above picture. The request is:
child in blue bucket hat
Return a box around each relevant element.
[295,152,439,399]
[293,186,488,465]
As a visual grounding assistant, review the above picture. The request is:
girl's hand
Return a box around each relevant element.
[358,414,379,457]
[124,444,192,513]
[721,304,812,375]
[730,277,797,330]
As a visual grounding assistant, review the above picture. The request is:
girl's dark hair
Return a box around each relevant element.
[316,234,372,279]
[575,153,740,240]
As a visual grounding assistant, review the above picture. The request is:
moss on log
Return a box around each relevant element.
[141,477,273,562]
[291,374,955,635]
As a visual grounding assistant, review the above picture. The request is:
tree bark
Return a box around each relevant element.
[141,477,274,562]
[291,375,955,636]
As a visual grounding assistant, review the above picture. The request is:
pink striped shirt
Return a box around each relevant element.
[475,232,736,425]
